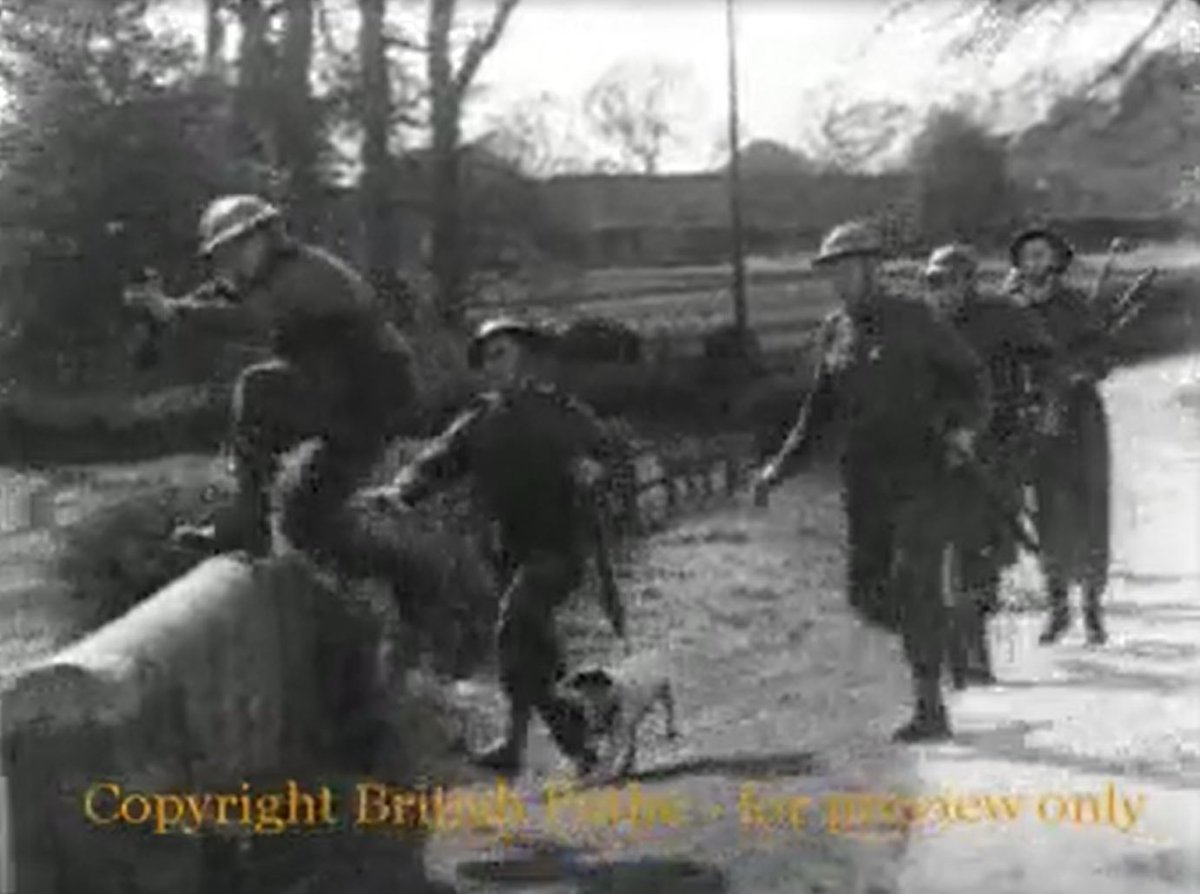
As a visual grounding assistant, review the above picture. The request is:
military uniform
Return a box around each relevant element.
[1024,283,1113,644]
[770,288,991,738]
[943,291,1057,680]
[161,197,416,568]
[1008,227,1112,645]
[387,376,619,773]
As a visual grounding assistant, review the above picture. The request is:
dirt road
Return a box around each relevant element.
[425,352,1200,894]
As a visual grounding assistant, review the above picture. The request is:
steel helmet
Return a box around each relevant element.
[924,243,979,281]
[813,221,883,267]
[467,316,558,368]
[198,194,281,258]
[1008,226,1074,272]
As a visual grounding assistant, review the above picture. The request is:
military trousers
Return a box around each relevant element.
[1032,383,1111,596]
[844,469,956,692]
[493,548,591,758]
[227,341,409,569]
[950,433,1032,617]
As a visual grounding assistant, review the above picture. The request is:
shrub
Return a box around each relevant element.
[52,446,499,679]
[52,462,236,627]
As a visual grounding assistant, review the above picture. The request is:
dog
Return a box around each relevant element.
[559,653,679,782]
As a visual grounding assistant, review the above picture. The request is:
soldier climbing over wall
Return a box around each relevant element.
[753,221,992,742]
[123,194,417,577]
[358,317,626,777]
[921,243,1057,686]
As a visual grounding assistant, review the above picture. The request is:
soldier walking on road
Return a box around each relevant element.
[1006,226,1113,646]
[753,222,991,742]
[360,317,623,777]
[124,195,417,573]
[922,244,1057,686]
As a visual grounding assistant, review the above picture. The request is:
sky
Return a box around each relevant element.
[113,0,1200,171]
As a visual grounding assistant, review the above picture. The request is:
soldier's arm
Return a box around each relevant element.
[1058,288,1113,379]
[767,322,839,480]
[155,284,261,338]
[928,315,992,437]
[390,401,482,505]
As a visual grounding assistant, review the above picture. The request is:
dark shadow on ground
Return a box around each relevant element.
[617,750,822,785]
[457,853,727,893]
[945,720,1200,788]
[983,658,1195,694]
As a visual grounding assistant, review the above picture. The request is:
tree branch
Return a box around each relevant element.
[452,0,519,98]
[383,32,427,53]
[1079,0,1185,93]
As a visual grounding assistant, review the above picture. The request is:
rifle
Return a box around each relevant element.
[1103,268,1159,339]
[1088,237,1127,304]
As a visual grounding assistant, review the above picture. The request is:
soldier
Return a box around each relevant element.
[753,221,991,742]
[359,317,622,776]
[1006,226,1112,646]
[922,244,1056,686]
[123,194,416,575]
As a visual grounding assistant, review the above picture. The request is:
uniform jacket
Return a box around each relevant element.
[392,381,616,559]
[173,240,411,373]
[1023,282,1113,383]
[776,292,991,493]
[949,294,1057,441]
[170,240,415,421]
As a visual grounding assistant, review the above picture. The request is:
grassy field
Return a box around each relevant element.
[477,245,1200,356]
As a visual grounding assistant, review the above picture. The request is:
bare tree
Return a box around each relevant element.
[799,87,918,172]
[204,0,226,75]
[583,59,704,175]
[426,0,521,327]
[878,0,1194,96]
[278,0,320,235]
[232,0,276,170]
[479,91,591,178]
[358,0,403,314]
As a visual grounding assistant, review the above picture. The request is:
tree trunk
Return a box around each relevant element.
[279,0,319,237]
[359,0,408,323]
[425,0,521,327]
[233,0,273,166]
[204,0,225,76]
[427,0,467,328]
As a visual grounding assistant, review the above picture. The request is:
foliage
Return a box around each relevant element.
[583,59,706,175]
[0,2,254,390]
[905,107,1016,246]
[52,460,237,627]
[52,445,499,678]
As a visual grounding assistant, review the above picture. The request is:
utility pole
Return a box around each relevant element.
[725,0,749,339]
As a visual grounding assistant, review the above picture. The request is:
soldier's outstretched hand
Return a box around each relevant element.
[123,280,173,324]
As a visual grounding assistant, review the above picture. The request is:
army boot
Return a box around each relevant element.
[1038,580,1071,644]
[1083,587,1107,646]
[893,673,951,743]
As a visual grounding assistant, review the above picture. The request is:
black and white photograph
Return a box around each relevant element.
[0,0,1197,892]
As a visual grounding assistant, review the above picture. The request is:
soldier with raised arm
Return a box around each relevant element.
[361,317,623,777]
[1005,226,1113,646]
[753,221,991,742]
[124,195,416,577]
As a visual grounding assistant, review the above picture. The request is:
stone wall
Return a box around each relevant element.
[0,554,436,894]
